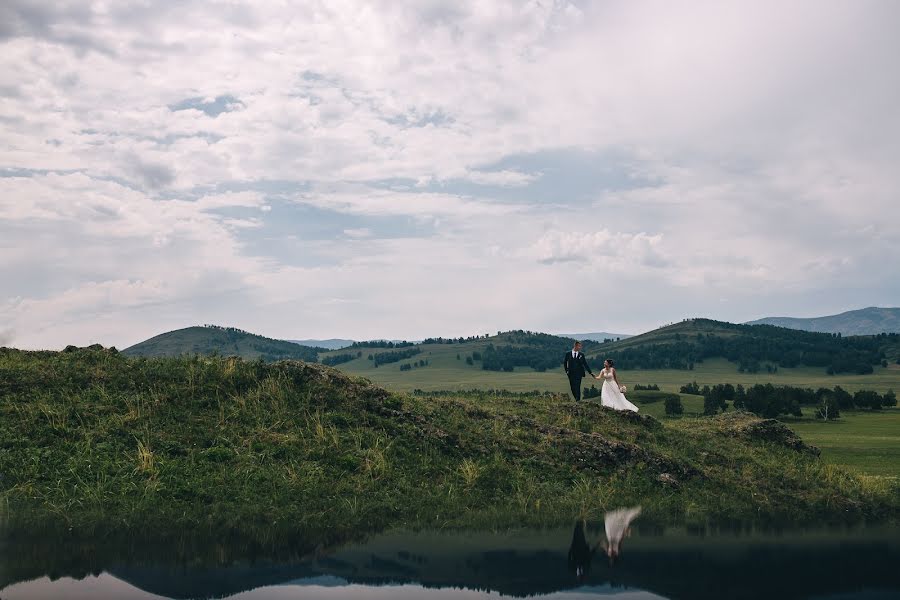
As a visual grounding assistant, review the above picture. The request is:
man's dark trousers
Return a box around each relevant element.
[568,372,583,401]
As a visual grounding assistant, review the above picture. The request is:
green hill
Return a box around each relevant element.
[746,306,900,336]
[123,325,325,362]
[1,347,896,541]
[318,323,900,394]
[589,318,900,374]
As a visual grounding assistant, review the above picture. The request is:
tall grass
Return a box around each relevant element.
[0,347,897,542]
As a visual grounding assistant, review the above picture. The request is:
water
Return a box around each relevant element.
[2,511,899,599]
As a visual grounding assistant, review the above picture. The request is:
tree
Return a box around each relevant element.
[884,389,897,407]
[465,356,474,365]
[815,394,840,421]
[703,395,722,416]
[665,395,684,416]
[853,390,883,410]
[733,384,746,410]
[832,386,854,409]
[680,381,701,395]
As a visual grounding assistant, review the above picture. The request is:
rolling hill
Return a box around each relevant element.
[123,325,325,362]
[590,318,899,374]
[289,338,355,350]
[121,320,900,394]
[317,320,900,394]
[555,331,633,342]
[746,307,900,335]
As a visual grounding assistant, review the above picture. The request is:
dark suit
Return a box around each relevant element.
[563,350,594,401]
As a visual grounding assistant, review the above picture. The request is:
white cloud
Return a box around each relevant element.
[461,169,541,187]
[1,0,899,347]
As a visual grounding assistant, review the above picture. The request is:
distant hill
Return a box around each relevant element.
[593,318,899,374]
[746,307,900,336]
[556,331,632,342]
[289,339,355,350]
[124,326,325,362]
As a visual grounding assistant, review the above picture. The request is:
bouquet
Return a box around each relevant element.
[619,385,627,394]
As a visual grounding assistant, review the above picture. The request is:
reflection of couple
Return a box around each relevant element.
[564,341,639,412]
[567,506,642,580]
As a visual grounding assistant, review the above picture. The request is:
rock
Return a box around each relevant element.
[657,473,679,487]
[713,412,820,456]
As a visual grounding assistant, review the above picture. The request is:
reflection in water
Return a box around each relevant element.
[602,506,642,564]
[2,518,900,599]
[567,506,642,580]
[567,519,600,581]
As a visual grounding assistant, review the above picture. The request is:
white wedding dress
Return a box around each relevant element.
[599,368,639,412]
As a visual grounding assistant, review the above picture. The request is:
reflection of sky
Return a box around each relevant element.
[0,575,668,600]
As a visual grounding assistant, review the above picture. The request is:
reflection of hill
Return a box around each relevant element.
[4,527,899,599]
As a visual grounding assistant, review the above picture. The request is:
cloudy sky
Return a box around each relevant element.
[1,0,899,349]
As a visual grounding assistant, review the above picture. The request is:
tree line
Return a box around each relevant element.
[321,351,362,366]
[680,381,897,419]
[590,321,896,374]
[368,348,421,367]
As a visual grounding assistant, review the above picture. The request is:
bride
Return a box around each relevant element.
[595,359,639,412]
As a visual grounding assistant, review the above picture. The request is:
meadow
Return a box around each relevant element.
[331,342,900,394]
[615,394,900,479]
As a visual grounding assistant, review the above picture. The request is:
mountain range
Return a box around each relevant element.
[746,307,900,336]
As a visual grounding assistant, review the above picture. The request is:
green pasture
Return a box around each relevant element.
[784,410,900,479]
[332,345,900,395]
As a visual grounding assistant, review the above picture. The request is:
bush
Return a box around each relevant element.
[680,381,701,395]
[633,384,659,391]
[664,395,684,416]
[704,395,725,416]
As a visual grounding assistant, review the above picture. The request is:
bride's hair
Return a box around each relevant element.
[605,359,615,367]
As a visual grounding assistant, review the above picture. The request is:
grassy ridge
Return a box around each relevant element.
[123,325,325,362]
[1,348,897,541]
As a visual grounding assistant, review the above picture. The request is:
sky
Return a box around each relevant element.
[1,0,899,350]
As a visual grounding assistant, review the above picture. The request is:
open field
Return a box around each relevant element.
[619,398,900,479]
[332,344,900,394]
[785,409,900,479]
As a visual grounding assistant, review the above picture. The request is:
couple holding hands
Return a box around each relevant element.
[563,341,639,412]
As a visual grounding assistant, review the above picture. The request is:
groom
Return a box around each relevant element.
[563,341,594,401]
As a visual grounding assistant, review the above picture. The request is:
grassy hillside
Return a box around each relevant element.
[747,306,900,335]
[592,318,900,373]
[2,348,897,541]
[123,325,324,362]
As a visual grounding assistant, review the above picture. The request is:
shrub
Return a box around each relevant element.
[664,395,683,416]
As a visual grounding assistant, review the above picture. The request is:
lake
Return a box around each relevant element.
[2,509,898,599]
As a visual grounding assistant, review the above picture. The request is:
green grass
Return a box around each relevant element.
[1,348,897,544]
[784,409,900,479]
[330,346,900,394]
